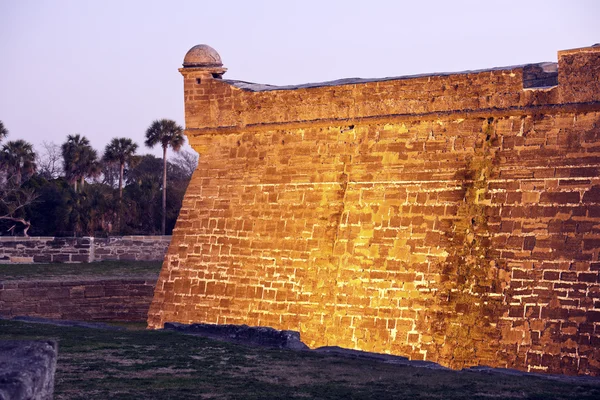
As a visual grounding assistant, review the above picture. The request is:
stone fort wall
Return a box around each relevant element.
[148,45,600,375]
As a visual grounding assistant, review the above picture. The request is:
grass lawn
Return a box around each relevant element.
[0,260,162,281]
[2,319,599,400]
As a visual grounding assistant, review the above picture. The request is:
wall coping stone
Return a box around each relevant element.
[0,236,171,241]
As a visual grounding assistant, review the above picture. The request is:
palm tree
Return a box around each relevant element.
[0,121,8,143]
[0,139,36,185]
[77,146,101,190]
[103,138,138,232]
[62,134,87,191]
[103,138,138,200]
[61,134,100,192]
[144,119,185,235]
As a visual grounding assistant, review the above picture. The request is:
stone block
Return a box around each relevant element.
[0,289,24,302]
[50,254,70,263]
[9,257,34,263]
[32,255,51,263]
[540,192,581,204]
[84,286,105,298]
[46,288,70,300]
[71,254,90,263]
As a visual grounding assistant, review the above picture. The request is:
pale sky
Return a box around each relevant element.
[0,0,598,159]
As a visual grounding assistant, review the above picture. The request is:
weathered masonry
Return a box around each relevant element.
[0,236,170,263]
[148,44,600,375]
[1,277,156,322]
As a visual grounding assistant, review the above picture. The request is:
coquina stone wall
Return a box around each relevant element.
[148,45,600,375]
[0,278,157,321]
[0,236,171,263]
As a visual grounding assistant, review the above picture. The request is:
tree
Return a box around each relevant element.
[19,176,66,236]
[78,146,101,189]
[103,138,138,233]
[37,141,63,180]
[61,134,100,192]
[0,136,38,236]
[62,134,86,190]
[0,183,38,236]
[0,139,36,186]
[0,120,8,143]
[172,149,198,180]
[101,162,119,188]
[144,119,185,235]
[122,154,190,235]
[102,138,138,201]
[123,155,163,234]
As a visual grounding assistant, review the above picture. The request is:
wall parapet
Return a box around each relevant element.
[180,45,600,138]
[0,236,171,264]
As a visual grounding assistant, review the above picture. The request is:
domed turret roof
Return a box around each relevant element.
[183,44,223,68]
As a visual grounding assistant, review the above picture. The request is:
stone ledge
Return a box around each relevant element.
[0,237,56,242]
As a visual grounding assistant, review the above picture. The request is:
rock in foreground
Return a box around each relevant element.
[163,322,309,350]
[0,340,57,400]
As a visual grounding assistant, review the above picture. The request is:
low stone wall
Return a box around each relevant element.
[0,237,91,263]
[0,236,171,263]
[0,277,158,322]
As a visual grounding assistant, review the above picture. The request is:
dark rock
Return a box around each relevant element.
[0,340,57,400]
[162,322,309,350]
[466,366,534,376]
[464,366,600,385]
[314,346,449,370]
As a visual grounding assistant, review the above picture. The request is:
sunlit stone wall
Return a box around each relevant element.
[148,45,600,375]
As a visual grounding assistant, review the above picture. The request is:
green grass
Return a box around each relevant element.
[2,263,599,398]
[1,319,599,400]
[0,260,162,280]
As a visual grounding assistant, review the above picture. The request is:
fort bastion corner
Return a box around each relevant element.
[148,43,600,376]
